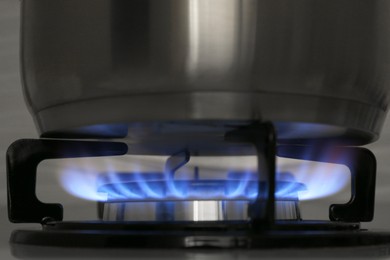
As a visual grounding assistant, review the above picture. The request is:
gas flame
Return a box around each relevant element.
[277,158,349,200]
[57,150,350,202]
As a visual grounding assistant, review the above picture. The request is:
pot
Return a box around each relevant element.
[20,0,390,144]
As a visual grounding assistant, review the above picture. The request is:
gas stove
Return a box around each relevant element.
[4,0,390,258]
[7,122,390,253]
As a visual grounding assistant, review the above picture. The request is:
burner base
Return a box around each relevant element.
[9,244,390,259]
[11,229,390,249]
[12,220,390,249]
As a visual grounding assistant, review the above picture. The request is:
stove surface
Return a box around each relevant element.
[2,0,390,259]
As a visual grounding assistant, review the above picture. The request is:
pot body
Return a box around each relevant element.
[20,0,390,144]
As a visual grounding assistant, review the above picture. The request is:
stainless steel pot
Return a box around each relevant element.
[20,0,390,144]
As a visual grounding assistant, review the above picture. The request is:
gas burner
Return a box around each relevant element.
[96,168,305,223]
[98,178,305,221]
[6,122,390,249]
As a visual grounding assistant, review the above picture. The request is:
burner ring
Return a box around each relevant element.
[97,179,306,202]
[97,179,305,221]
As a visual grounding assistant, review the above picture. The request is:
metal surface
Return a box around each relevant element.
[20,0,390,143]
[102,200,301,221]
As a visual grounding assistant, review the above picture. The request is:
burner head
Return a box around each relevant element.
[101,200,301,222]
[97,173,305,222]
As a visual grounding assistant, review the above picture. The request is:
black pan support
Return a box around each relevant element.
[277,144,376,222]
[6,122,376,225]
[225,122,276,227]
[6,139,128,223]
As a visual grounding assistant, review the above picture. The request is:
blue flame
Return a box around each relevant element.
[96,171,265,201]
[59,169,304,202]
[58,148,350,202]
[58,165,108,201]
[277,145,351,200]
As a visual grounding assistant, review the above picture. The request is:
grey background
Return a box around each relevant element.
[1,0,390,258]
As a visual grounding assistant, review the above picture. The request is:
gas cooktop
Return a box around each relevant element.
[3,0,390,259]
[4,122,390,257]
